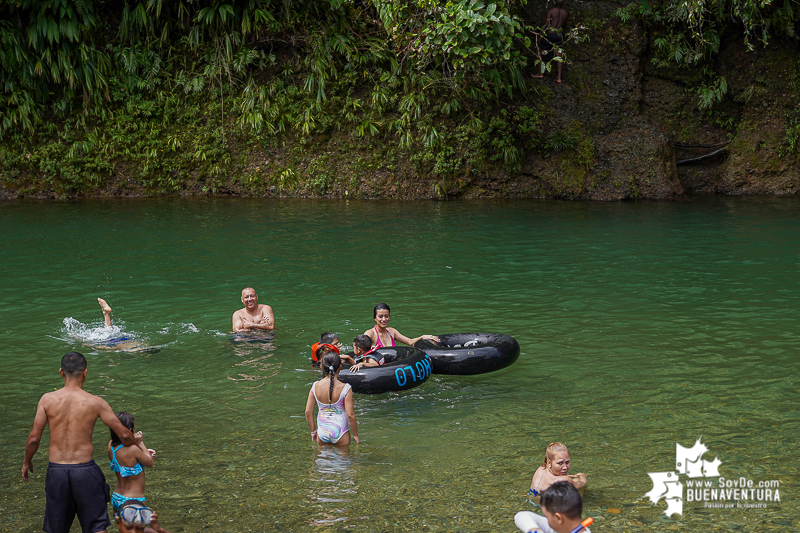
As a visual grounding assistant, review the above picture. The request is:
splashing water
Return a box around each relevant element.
[158,322,200,335]
[61,316,134,343]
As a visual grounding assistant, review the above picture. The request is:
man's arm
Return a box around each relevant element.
[22,396,48,481]
[247,305,275,330]
[232,311,245,332]
[97,399,136,446]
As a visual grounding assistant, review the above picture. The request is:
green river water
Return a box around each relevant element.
[0,197,798,532]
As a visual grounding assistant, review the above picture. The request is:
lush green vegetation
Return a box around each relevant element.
[617,0,799,109]
[0,0,797,197]
[1,0,566,194]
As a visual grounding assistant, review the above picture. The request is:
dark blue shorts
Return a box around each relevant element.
[102,336,131,345]
[44,460,110,533]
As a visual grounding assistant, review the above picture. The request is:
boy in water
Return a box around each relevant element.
[311,333,346,365]
[350,334,385,372]
[514,481,592,533]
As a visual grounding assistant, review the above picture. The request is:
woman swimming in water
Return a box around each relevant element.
[108,412,156,512]
[529,442,587,502]
[304,349,360,446]
[364,303,439,349]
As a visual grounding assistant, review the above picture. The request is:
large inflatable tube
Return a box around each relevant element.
[337,346,432,395]
[414,333,519,375]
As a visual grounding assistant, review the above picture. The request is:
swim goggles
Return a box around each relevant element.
[116,504,153,526]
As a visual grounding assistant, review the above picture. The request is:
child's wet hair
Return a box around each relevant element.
[319,332,339,344]
[315,342,338,361]
[110,411,135,446]
[353,334,372,352]
[540,481,582,519]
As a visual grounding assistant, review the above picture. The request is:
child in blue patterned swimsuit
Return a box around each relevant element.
[305,349,360,446]
[108,412,156,511]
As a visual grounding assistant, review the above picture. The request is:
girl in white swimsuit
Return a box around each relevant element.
[305,350,360,446]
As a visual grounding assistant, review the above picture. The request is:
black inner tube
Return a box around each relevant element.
[415,333,519,375]
[338,346,432,394]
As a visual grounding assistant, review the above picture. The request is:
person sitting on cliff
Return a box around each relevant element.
[528,442,588,502]
[533,0,568,83]
[349,334,385,372]
[232,287,275,333]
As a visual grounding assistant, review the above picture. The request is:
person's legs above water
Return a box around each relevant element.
[94,299,154,352]
[98,298,113,327]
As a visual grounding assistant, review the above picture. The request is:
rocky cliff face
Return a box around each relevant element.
[504,0,800,200]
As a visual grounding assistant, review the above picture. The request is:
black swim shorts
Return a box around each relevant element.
[44,460,110,533]
[540,31,564,54]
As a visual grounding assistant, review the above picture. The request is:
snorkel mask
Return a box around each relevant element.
[115,502,153,527]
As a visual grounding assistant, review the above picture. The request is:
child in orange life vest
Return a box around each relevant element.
[311,332,343,365]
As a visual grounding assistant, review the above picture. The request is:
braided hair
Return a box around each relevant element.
[541,442,569,469]
[320,352,342,405]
